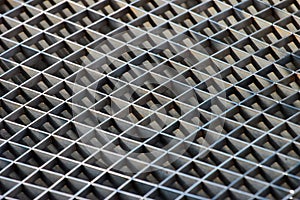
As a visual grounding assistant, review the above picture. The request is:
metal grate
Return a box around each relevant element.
[0,0,300,199]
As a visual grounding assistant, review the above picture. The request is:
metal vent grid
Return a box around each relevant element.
[0,0,300,199]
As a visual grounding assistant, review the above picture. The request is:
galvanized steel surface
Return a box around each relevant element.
[0,0,300,199]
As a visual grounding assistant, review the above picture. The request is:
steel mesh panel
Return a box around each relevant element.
[0,0,300,199]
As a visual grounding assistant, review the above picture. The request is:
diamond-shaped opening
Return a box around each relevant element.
[55,122,90,140]
[3,87,38,106]
[259,186,289,199]
[232,177,268,194]
[225,106,259,123]
[232,17,270,35]
[0,17,21,35]
[44,157,78,175]
[221,158,256,174]
[7,107,43,126]
[235,55,271,73]
[18,150,52,167]
[7,5,40,22]
[238,75,272,93]
[274,34,300,53]
[3,24,39,43]
[52,178,86,194]
[213,137,248,155]
[276,54,300,71]
[26,170,62,188]
[229,126,264,143]
[234,37,269,54]
[256,134,288,152]
[11,129,47,148]
[260,84,295,101]
[46,40,81,58]
[0,121,23,140]
[69,29,102,46]
[258,64,292,82]
[78,185,113,199]
[91,0,126,15]
[24,53,59,71]
[67,48,103,66]
[2,46,37,63]
[29,0,60,10]
[217,47,250,65]
[275,0,300,14]
[104,137,139,155]
[31,115,67,133]
[110,45,144,62]
[24,32,61,50]
[212,8,251,27]
[247,114,283,131]
[122,126,156,143]
[172,0,203,9]
[192,1,230,18]
[121,180,154,195]
[197,150,230,166]
[255,46,288,62]
[28,95,62,112]
[46,81,79,100]
[271,122,300,140]
[279,73,300,91]
[70,165,103,181]
[237,146,273,163]
[277,15,300,33]
[0,178,18,195]
[274,175,300,190]
[206,169,241,186]
[24,74,61,93]
[95,172,127,189]
[47,22,81,39]
[61,143,96,162]
[264,155,299,172]
[252,26,290,44]
[48,1,84,19]
[69,10,103,26]
[89,18,123,35]
[148,188,181,199]
[0,99,23,118]
[51,102,79,119]
[86,150,122,169]
[190,181,226,198]
[130,14,166,29]
[0,163,35,181]
[193,20,225,37]
[36,136,71,154]
[46,61,80,79]
[256,7,289,23]
[206,117,240,135]
[236,0,269,15]
[180,161,214,178]
[242,95,276,111]
[112,6,146,23]
[6,184,44,199]
[172,12,204,28]
[133,0,165,11]
[27,13,62,30]
[266,104,298,120]
[247,166,282,182]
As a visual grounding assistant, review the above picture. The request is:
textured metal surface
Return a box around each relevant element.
[0,0,300,199]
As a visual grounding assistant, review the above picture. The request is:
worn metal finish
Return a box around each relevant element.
[0,0,300,199]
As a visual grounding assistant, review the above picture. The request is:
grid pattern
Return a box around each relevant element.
[0,0,300,199]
